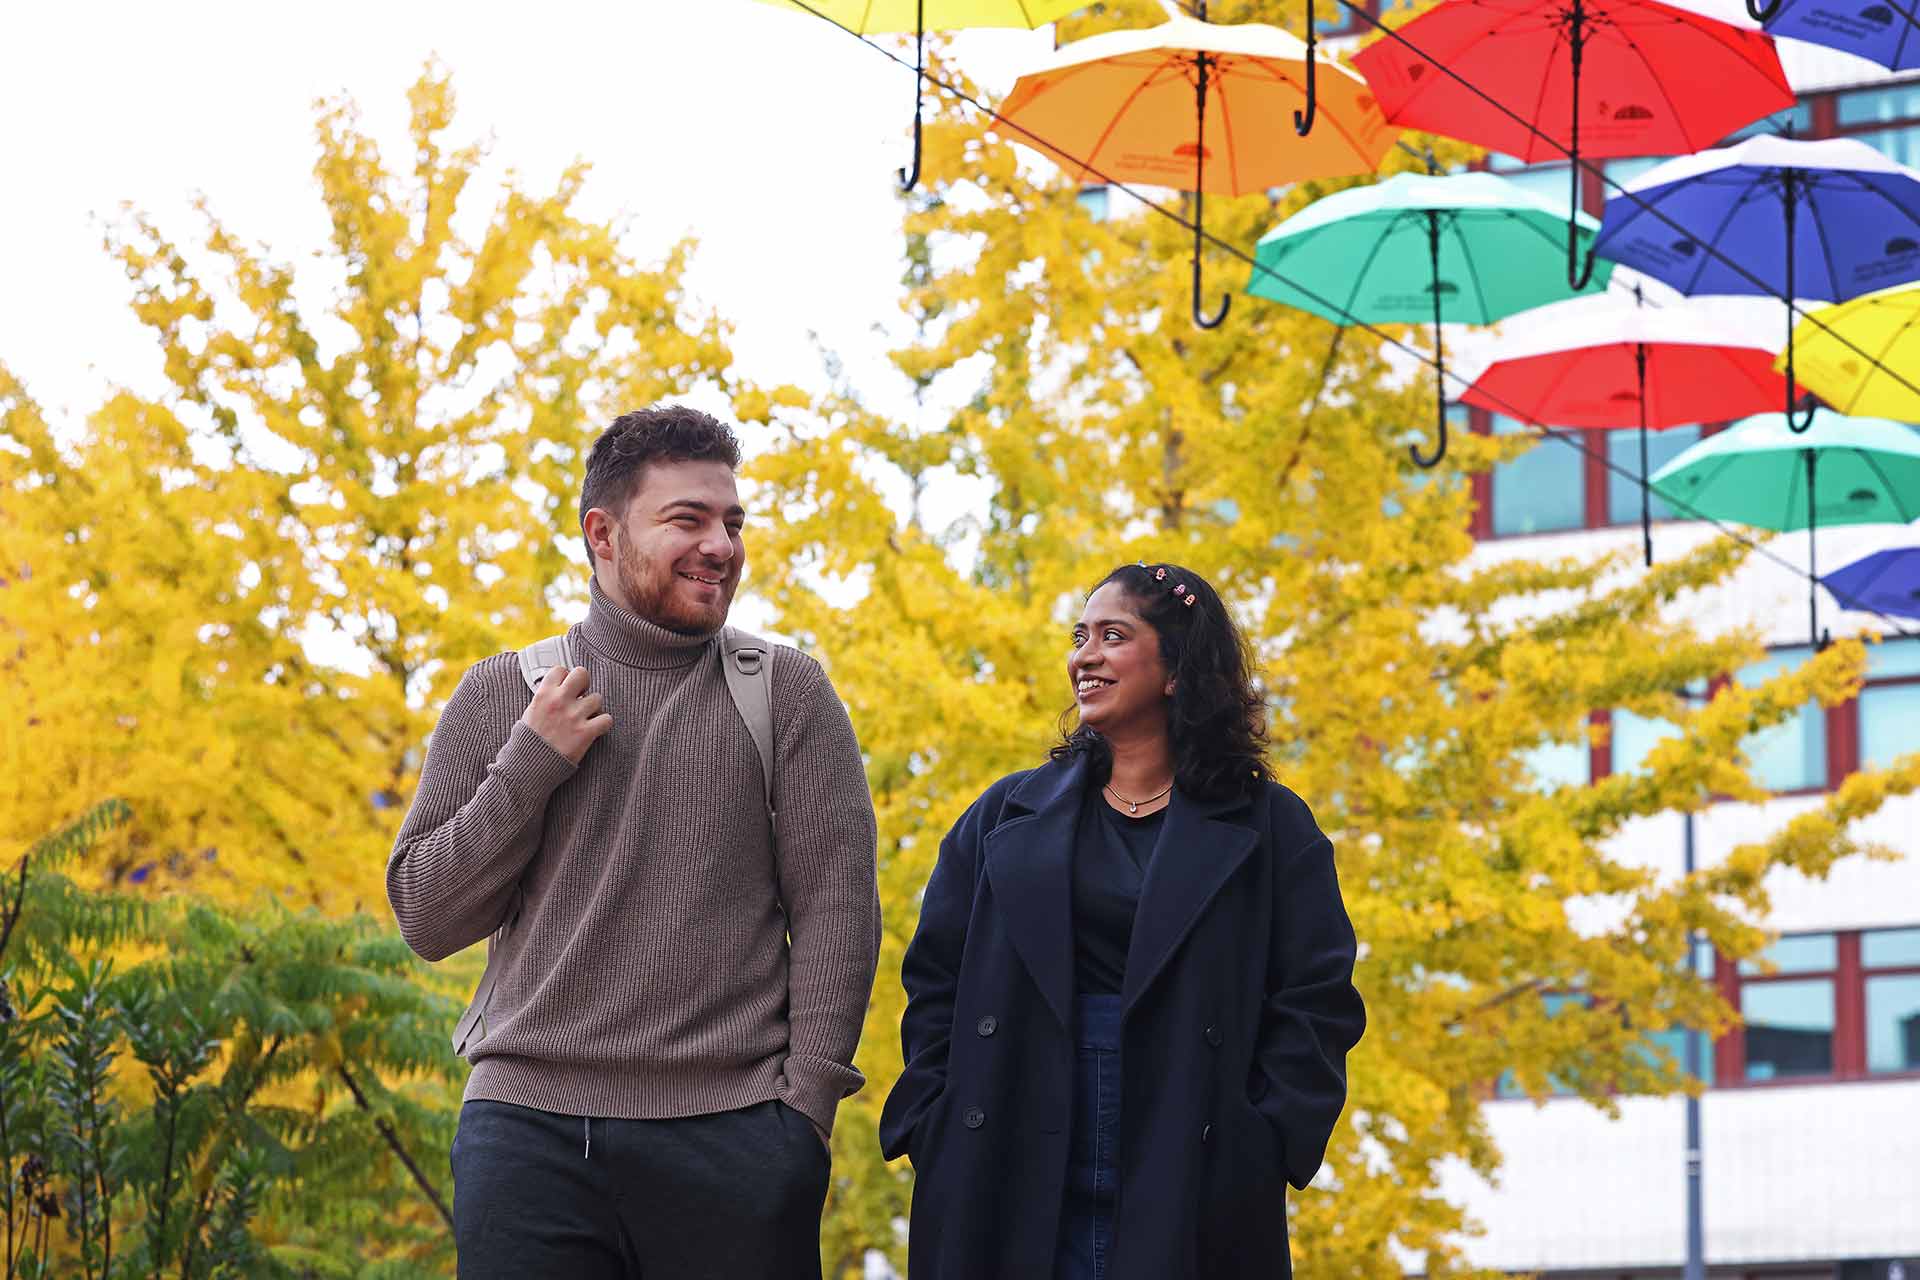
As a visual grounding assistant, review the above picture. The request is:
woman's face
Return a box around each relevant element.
[1068,581,1172,738]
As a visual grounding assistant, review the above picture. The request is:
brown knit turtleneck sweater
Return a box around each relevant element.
[386,579,880,1133]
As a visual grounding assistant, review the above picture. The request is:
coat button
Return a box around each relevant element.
[964,1106,986,1130]
[1201,1123,1213,1143]
[976,1015,998,1037]
[1204,1024,1223,1047]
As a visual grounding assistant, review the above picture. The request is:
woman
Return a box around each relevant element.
[878,562,1365,1280]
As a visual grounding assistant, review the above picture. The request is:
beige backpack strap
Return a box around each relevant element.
[721,627,776,830]
[517,632,575,693]
[454,635,574,1056]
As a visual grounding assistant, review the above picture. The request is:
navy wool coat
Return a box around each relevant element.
[878,754,1364,1280]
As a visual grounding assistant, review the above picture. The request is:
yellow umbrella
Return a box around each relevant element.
[754,0,1088,189]
[998,3,1395,327]
[1783,283,1920,423]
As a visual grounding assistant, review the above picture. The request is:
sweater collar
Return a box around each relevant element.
[579,575,718,669]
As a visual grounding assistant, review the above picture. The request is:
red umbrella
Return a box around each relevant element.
[1459,292,1803,564]
[1352,0,1793,286]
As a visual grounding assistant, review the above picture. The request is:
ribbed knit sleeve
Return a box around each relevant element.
[386,654,578,962]
[767,649,882,1135]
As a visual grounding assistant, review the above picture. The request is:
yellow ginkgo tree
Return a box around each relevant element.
[0,66,736,913]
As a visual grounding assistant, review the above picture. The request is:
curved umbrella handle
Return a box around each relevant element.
[898,0,925,191]
[1746,0,1784,20]
[1410,404,1449,468]
[1295,0,1317,136]
[1190,54,1229,330]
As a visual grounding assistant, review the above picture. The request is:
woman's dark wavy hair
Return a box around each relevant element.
[1050,562,1274,802]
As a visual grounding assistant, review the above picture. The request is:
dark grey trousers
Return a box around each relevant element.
[450,1098,829,1280]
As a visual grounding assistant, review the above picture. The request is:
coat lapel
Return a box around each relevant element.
[1119,787,1259,1018]
[982,756,1085,1033]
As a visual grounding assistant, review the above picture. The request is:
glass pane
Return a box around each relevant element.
[1861,684,1920,771]
[1603,156,1666,191]
[1866,975,1920,1074]
[1837,84,1920,127]
[1692,939,1716,979]
[1854,125,1920,169]
[1523,738,1591,790]
[1737,647,1827,792]
[1863,927,1920,969]
[1741,978,1834,1080]
[1611,708,1682,775]
[1637,1026,1709,1084]
[1485,157,1574,209]
[1867,637,1920,680]
[1725,103,1814,142]
[1739,932,1837,975]
[1075,186,1109,223]
[1608,426,1700,524]
[1490,415,1585,535]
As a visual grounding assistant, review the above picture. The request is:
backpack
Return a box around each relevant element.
[450,627,777,1055]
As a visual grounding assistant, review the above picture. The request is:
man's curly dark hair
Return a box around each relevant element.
[1051,562,1274,801]
[579,405,741,552]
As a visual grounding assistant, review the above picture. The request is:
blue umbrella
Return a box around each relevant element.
[1747,0,1920,73]
[1595,136,1920,430]
[1823,545,1920,621]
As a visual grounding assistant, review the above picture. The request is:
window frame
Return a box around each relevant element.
[1711,929,1920,1089]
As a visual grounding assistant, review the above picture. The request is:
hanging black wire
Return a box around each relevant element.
[766,0,1920,640]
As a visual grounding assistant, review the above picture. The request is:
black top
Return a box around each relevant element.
[1070,783,1167,995]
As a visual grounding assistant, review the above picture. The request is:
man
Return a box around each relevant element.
[387,405,881,1279]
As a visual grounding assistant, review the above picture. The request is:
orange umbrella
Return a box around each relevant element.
[999,2,1396,327]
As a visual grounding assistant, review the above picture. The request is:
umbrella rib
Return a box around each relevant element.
[1803,176,1848,303]
[1683,179,1762,297]
[1857,448,1920,524]
[1832,172,1920,281]
[1863,304,1920,411]
[1338,211,1414,321]
[1606,18,1715,155]
[1079,60,1188,185]
[1450,211,1499,323]
[1217,57,1244,195]
[1521,17,1567,165]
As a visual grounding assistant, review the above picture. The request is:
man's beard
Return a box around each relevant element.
[615,534,732,635]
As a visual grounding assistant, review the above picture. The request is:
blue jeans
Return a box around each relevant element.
[1054,994,1122,1280]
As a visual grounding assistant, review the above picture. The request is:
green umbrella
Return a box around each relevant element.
[1248,171,1614,467]
[1650,412,1920,646]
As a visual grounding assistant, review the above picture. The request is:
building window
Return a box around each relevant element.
[1860,637,1920,771]
[1725,102,1814,143]
[1736,645,1828,792]
[1490,415,1585,535]
[1737,933,1837,1081]
[1485,153,1573,208]
[1523,737,1592,790]
[1075,185,1109,223]
[1607,426,1700,525]
[1834,84,1920,168]
[1864,927,1920,1076]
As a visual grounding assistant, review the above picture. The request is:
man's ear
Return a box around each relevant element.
[582,508,619,566]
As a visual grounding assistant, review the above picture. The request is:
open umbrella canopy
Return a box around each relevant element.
[751,0,1083,30]
[1755,0,1920,72]
[998,11,1396,192]
[1247,171,1614,324]
[1650,412,1920,530]
[1822,545,1920,620]
[1350,0,1793,163]
[1784,283,1920,422]
[1595,136,1920,303]
[1461,293,1794,427]
[1652,411,1920,642]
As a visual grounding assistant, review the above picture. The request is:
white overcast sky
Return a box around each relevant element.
[0,1,1056,434]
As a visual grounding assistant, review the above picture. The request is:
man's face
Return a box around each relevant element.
[589,459,745,635]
